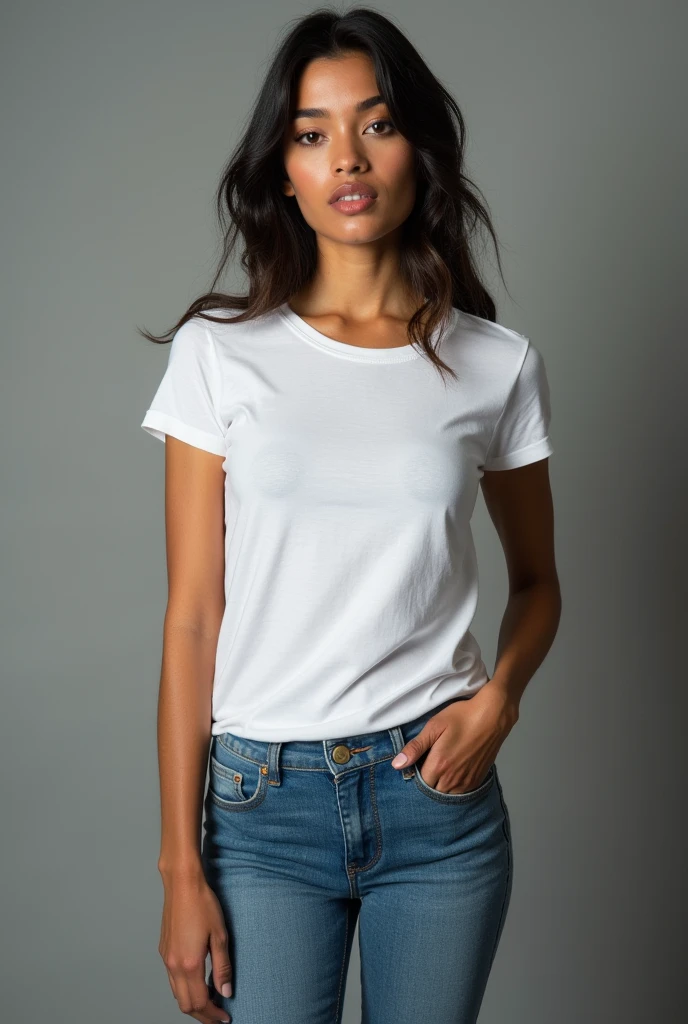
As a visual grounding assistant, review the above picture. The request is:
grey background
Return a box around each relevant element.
[3,1,686,1021]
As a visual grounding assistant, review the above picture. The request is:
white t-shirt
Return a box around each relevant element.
[141,302,554,740]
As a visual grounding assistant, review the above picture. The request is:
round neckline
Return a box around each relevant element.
[278,302,454,364]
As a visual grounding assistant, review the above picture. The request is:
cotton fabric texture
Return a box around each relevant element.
[141,303,554,741]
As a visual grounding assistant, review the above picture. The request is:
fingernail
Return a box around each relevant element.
[222,982,232,997]
[391,753,407,767]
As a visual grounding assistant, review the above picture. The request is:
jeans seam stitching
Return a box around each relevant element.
[216,735,266,767]
[488,773,512,967]
[348,764,383,875]
[208,773,268,811]
[412,763,496,803]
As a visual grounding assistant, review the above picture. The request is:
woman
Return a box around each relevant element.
[140,8,560,1024]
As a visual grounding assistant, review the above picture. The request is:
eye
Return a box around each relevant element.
[364,119,395,136]
[294,130,323,146]
[294,119,396,146]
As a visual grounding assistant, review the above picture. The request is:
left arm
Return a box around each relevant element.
[391,457,561,792]
[480,456,561,714]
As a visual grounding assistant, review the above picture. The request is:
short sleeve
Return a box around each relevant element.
[482,341,554,471]
[141,317,227,456]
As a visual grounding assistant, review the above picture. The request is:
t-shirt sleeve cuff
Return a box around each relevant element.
[483,435,553,471]
[141,410,226,457]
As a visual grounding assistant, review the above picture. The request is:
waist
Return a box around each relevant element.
[212,693,473,770]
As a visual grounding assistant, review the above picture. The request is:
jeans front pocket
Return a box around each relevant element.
[413,759,496,804]
[208,734,269,812]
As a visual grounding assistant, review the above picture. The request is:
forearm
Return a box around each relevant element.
[486,579,561,712]
[156,618,218,882]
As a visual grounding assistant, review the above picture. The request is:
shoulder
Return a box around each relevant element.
[452,308,530,354]
[441,308,546,383]
[193,305,285,358]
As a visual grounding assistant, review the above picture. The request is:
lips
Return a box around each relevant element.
[328,182,378,204]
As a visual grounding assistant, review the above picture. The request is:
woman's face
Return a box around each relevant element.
[282,51,417,246]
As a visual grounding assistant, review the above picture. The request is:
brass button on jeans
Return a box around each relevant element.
[332,744,352,764]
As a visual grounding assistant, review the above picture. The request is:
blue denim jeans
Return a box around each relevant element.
[201,694,513,1024]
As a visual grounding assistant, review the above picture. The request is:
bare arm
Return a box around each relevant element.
[155,435,232,1021]
[156,434,226,878]
[480,457,561,712]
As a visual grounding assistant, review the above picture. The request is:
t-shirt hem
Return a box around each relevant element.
[141,410,226,457]
[211,679,490,740]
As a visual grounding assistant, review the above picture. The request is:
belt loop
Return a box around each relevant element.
[389,725,415,780]
[266,741,282,785]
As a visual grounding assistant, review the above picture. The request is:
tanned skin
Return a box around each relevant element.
[156,437,232,1024]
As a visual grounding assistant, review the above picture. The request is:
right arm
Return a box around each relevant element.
[156,434,232,1022]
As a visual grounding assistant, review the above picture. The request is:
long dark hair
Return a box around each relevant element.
[138,5,508,382]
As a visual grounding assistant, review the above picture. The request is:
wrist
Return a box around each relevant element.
[484,675,520,723]
[158,855,204,884]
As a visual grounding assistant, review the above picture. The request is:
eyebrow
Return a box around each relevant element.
[292,94,386,120]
